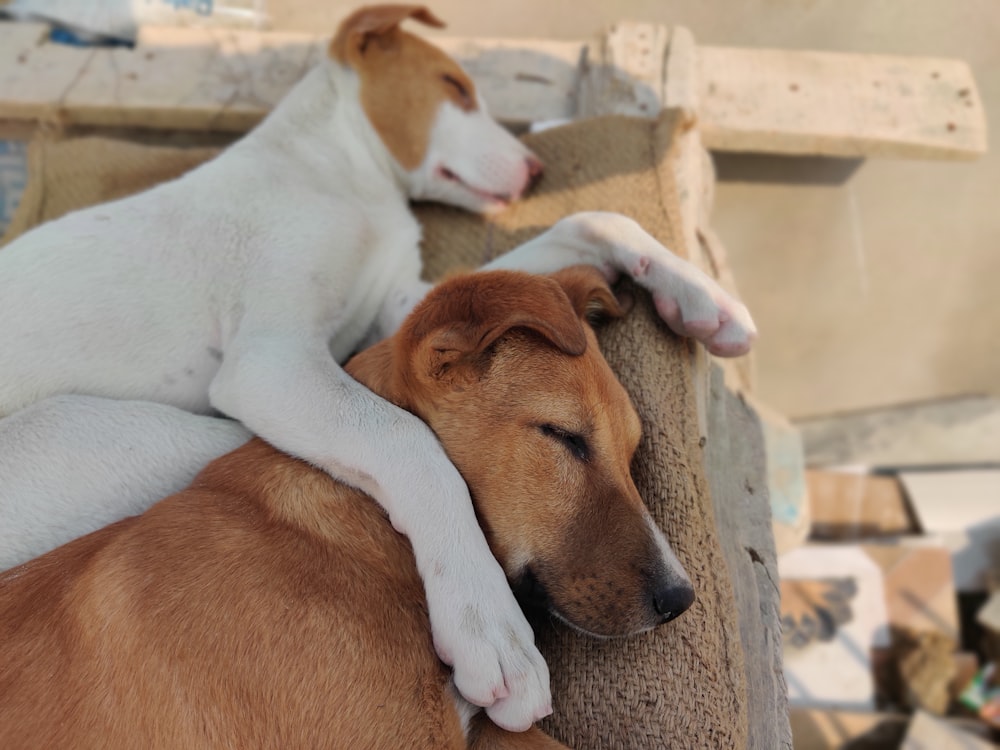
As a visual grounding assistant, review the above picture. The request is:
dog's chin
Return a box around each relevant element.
[445,184,511,215]
[511,566,552,614]
[410,167,516,215]
[410,185,507,215]
[512,568,624,640]
[512,567,661,640]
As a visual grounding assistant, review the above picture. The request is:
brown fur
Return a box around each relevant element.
[329,5,479,169]
[0,267,676,749]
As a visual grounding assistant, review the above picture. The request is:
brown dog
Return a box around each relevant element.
[0,266,694,749]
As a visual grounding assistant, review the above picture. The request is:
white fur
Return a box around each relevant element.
[448,678,481,740]
[0,51,754,731]
[0,396,250,570]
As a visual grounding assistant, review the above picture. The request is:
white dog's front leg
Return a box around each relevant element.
[208,334,550,731]
[483,211,757,357]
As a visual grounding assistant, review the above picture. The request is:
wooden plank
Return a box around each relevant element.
[864,542,961,643]
[705,366,792,750]
[756,400,809,555]
[435,36,584,127]
[0,21,91,125]
[791,708,996,749]
[790,708,909,749]
[779,545,890,711]
[663,25,698,120]
[577,21,668,119]
[0,21,985,160]
[661,26,712,439]
[897,470,1000,592]
[798,396,1000,470]
[699,46,987,159]
[660,26,760,414]
[902,710,997,750]
[807,470,915,540]
[578,23,709,437]
[663,26,702,262]
[63,27,325,132]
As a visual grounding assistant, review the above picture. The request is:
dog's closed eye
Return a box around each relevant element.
[539,424,589,462]
[441,74,473,109]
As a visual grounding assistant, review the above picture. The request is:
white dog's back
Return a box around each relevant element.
[0,72,419,420]
[0,180,225,416]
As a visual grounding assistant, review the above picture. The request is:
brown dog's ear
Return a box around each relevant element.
[330,5,445,65]
[549,265,630,323]
[403,271,588,387]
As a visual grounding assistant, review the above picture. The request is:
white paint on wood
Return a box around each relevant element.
[698,46,987,159]
[779,545,890,710]
[902,710,997,750]
[899,470,1000,592]
[435,37,584,126]
[799,396,1000,469]
[0,22,92,123]
[0,21,988,160]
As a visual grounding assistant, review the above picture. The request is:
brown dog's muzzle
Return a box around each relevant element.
[518,498,695,637]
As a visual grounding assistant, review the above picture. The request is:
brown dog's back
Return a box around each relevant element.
[0,439,465,749]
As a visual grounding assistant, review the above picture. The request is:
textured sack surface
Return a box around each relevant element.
[1,136,218,245]
[418,113,749,749]
[3,114,749,748]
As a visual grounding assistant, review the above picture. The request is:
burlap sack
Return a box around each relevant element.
[2,114,749,749]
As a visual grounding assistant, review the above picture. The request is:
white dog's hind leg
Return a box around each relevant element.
[0,395,251,570]
[483,211,757,357]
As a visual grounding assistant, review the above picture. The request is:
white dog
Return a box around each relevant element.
[0,4,755,731]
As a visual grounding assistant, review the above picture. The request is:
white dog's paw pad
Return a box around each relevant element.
[486,692,554,732]
[651,276,756,358]
[704,313,757,357]
[428,590,551,729]
[483,656,553,731]
[447,632,551,726]
[679,317,725,340]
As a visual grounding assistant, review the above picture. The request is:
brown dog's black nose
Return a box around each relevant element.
[653,582,696,623]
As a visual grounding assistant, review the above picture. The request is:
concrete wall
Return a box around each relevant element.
[271,1,999,418]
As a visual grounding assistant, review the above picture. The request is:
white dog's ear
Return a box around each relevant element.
[330,5,446,64]
[402,271,587,388]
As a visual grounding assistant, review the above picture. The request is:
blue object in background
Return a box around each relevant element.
[49,26,133,48]
[161,0,215,15]
[0,141,28,237]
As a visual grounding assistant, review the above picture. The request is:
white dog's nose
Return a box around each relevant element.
[513,155,544,201]
[527,155,544,183]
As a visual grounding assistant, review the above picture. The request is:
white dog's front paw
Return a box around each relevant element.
[649,266,758,357]
[559,212,757,357]
[427,572,551,731]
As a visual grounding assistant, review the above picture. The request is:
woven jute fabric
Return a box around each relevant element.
[3,114,749,749]
[418,113,749,749]
[1,137,219,245]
